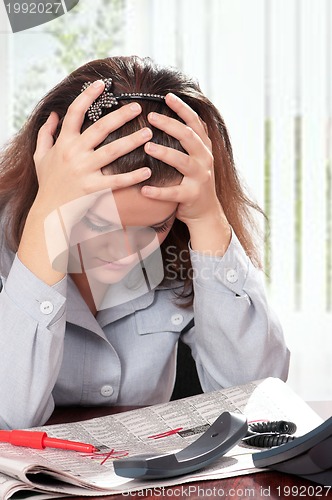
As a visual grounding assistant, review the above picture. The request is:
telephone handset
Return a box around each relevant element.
[252,416,332,486]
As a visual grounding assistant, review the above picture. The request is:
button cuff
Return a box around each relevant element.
[40,301,54,315]
[100,385,114,397]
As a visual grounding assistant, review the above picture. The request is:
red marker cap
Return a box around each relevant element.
[0,430,97,453]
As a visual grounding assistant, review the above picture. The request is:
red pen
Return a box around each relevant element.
[148,427,183,439]
[0,430,97,453]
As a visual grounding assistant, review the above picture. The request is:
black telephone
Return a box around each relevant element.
[252,416,332,486]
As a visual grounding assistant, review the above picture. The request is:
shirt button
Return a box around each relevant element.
[100,385,114,397]
[40,301,54,315]
[226,269,238,283]
[171,314,184,326]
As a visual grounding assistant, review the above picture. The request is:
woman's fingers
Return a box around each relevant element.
[164,93,212,150]
[108,167,152,190]
[141,95,217,221]
[91,167,152,194]
[34,112,59,164]
[81,102,142,150]
[60,80,106,135]
[144,142,193,176]
[141,183,186,203]
[147,111,210,159]
[144,128,213,180]
[92,127,153,170]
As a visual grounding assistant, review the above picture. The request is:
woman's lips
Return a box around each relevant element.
[94,255,137,270]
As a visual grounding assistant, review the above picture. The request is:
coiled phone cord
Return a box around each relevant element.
[243,420,297,448]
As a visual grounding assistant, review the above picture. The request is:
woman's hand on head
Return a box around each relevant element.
[141,94,231,254]
[32,80,152,226]
[141,93,222,227]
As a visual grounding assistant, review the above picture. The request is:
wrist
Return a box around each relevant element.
[187,211,232,256]
[18,202,68,285]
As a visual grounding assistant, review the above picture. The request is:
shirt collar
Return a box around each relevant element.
[66,273,183,334]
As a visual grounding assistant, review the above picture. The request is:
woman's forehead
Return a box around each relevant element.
[89,187,177,227]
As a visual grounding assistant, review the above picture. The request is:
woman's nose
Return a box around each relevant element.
[106,228,135,259]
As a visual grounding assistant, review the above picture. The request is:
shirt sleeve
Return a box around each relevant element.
[183,230,290,391]
[0,255,67,429]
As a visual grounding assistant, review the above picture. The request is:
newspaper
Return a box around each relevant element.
[0,378,323,499]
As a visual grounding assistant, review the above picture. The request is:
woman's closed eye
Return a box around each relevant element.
[150,221,172,233]
[82,216,118,233]
[82,216,173,234]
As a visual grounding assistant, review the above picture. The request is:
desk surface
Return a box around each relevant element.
[47,405,332,500]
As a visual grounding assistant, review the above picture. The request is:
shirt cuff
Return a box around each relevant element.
[3,255,67,327]
[189,229,250,296]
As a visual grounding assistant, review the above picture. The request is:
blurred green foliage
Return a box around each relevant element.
[14,0,124,130]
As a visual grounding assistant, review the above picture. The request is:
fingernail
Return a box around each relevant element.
[142,186,153,195]
[143,168,151,177]
[147,141,157,152]
[168,93,178,102]
[130,102,141,113]
[141,128,152,139]
[92,80,104,88]
[149,112,158,121]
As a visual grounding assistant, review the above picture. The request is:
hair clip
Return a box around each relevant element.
[81,78,166,122]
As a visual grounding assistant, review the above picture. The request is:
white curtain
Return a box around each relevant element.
[124,0,332,401]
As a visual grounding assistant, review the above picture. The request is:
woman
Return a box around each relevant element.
[0,56,289,429]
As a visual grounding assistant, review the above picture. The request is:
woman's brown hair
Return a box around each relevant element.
[0,55,264,301]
